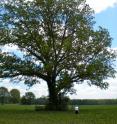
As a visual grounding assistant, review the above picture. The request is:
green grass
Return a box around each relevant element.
[0,104,117,124]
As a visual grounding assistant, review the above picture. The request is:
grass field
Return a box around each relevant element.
[0,104,117,124]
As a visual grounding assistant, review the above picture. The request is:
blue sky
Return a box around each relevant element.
[95,6,117,48]
[0,0,117,99]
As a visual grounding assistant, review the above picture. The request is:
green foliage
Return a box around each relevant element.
[46,95,70,111]
[10,89,20,103]
[35,96,48,105]
[57,96,70,111]
[0,0,116,110]
[21,92,35,105]
[0,87,10,104]
[71,99,117,105]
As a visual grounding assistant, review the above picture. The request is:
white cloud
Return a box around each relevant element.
[0,45,25,58]
[86,0,117,13]
[70,78,117,99]
[27,81,48,98]
[0,79,48,98]
[1,45,18,53]
[0,79,27,96]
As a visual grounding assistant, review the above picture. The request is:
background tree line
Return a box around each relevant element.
[35,98,117,106]
[0,86,69,110]
[70,99,117,105]
[0,87,117,106]
[0,87,35,105]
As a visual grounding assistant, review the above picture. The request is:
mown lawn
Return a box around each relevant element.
[0,104,117,124]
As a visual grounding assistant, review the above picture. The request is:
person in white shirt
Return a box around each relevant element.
[75,106,79,114]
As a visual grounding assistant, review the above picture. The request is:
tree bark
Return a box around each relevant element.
[47,81,59,110]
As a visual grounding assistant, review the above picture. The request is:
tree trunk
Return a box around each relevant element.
[46,80,69,111]
[47,81,59,110]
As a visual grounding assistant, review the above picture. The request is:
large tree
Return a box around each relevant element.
[0,0,116,110]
